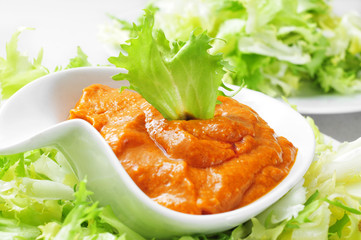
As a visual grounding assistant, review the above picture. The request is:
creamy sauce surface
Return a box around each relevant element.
[69,84,297,214]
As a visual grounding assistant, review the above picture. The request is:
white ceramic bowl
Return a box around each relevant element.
[0,67,315,238]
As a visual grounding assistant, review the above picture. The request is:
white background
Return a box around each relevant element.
[0,0,147,69]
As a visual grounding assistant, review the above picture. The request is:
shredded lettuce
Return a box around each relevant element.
[0,216,41,240]
[0,148,76,226]
[64,46,92,70]
[0,29,92,102]
[104,0,361,97]
[38,180,145,240]
[109,10,225,120]
[0,147,146,240]
[306,117,333,155]
[0,28,49,100]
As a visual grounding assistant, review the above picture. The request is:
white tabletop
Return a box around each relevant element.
[1,0,361,143]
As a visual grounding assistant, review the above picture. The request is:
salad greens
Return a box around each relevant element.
[0,148,146,240]
[103,0,361,97]
[109,10,225,120]
[0,29,92,102]
[64,47,92,70]
[0,28,49,100]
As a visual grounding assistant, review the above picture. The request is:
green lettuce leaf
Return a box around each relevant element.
[0,147,146,240]
[0,28,49,100]
[328,213,350,238]
[109,10,225,120]
[0,148,77,226]
[302,138,361,239]
[0,29,92,101]
[38,180,111,239]
[0,216,41,240]
[306,117,333,154]
[104,0,361,97]
[65,46,91,69]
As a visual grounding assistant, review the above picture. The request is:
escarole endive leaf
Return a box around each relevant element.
[0,28,49,100]
[109,11,225,120]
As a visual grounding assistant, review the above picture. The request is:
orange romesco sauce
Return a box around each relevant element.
[69,84,297,214]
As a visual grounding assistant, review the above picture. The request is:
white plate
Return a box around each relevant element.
[287,93,361,115]
[282,1,361,115]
